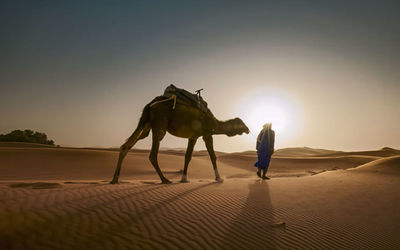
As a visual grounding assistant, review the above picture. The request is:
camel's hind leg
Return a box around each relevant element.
[110,123,151,184]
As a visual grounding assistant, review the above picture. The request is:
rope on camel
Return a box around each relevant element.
[149,94,177,109]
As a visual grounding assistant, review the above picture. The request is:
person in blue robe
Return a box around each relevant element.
[254,123,275,179]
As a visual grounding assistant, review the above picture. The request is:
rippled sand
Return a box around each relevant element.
[1,143,399,249]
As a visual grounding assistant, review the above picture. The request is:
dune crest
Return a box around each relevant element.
[349,155,400,174]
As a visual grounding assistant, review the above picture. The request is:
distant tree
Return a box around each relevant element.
[0,129,55,145]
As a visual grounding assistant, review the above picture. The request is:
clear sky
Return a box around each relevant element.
[1,1,399,152]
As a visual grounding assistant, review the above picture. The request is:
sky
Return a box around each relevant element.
[1,0,399,152]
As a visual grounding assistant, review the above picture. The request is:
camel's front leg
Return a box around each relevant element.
[181,138,197,183]
[203,135,223,182]
[149,129,171,184]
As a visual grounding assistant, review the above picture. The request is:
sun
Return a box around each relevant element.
[247,102,287,135]
[236,90,301,146]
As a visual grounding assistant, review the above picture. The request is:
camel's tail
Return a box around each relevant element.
[121,95,173,150]
[120,101,154,150]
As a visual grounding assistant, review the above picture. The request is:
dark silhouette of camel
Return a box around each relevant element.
[111,87,249,184]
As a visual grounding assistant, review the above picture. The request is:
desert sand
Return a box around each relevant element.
[0,142,399,249]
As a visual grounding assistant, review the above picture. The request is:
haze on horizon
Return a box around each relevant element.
[1,1,399,152]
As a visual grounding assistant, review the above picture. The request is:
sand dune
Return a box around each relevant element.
[1,143,393,181]
[323,147,400,158]
[217,153,379,178]
[0,143,399,249]
[273,146,342,157]
[349,155,400,175]
[0,146,246,181]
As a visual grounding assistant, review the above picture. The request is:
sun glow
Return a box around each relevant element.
[247,103,287,134]
[236,89,302,147]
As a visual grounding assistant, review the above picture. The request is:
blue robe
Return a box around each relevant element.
[254,128,275,170]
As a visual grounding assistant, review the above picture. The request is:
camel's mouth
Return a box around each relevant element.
[240,129,250,135]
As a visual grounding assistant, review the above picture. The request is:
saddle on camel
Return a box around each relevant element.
[152,84,210,114]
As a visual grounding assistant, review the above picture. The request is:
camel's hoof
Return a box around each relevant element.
[216,178,224,183]
[180,179,190,183]
[110,180,119,184]
[162,179,172,184]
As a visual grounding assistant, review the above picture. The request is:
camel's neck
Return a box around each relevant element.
[214,119,237,136]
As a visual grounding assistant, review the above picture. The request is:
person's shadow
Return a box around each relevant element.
[220,180,282,249]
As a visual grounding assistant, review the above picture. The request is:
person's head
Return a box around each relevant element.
[263,123,272,130]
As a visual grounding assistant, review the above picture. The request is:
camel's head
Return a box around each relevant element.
[225,118,250,137]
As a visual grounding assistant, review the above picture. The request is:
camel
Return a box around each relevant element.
[110,87,249,184]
